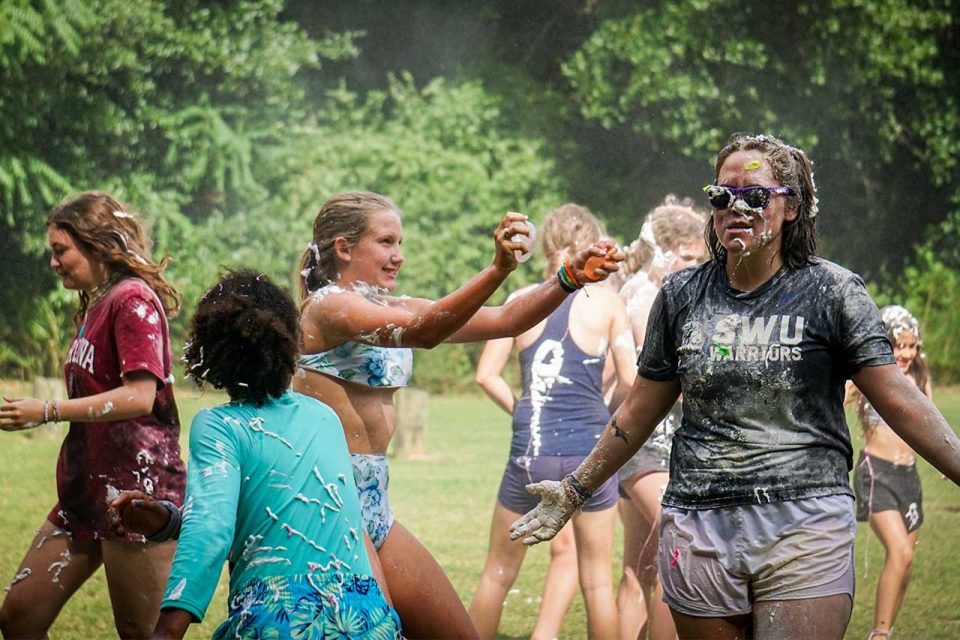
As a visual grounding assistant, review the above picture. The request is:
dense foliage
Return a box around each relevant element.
[1,0,342,374]
[2,0,958,384]
[562,0,960,272]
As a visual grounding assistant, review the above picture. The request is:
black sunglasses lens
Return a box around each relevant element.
[743,188,770,209]
[707,187,732,209]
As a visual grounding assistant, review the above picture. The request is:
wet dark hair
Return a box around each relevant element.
[48,191,180,326]
[705,133,819,269]
[183,269,299,404]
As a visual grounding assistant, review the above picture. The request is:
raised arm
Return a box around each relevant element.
[853,364,960,484]
[443,240,623,343]
[302,212,531,352]
[509,375,681,544]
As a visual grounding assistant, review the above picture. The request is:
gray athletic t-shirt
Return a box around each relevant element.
[639,258,894,509]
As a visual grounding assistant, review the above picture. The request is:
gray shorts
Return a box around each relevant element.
[658,494,855,617]
[854,451,923,532]
[618,445,669,498]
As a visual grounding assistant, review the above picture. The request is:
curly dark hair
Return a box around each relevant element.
[183,270,300,405]
[705,133,819,269]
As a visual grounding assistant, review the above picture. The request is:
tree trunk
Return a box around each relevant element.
[392,387,428,459]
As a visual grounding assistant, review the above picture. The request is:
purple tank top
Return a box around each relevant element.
[511,293,612,456]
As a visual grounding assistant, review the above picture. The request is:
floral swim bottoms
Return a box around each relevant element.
[351,454,395,550]
[212,572,401,639]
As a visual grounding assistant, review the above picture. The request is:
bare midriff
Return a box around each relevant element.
[292,368,398,455]
[863,423,917,466]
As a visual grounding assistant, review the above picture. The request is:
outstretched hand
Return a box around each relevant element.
[570,239,623,284]
[0,395,43,431]
[492,212,534,273]
[508,479,577,545]
[108,490,171,537]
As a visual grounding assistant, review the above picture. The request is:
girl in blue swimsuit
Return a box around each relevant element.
[469,204,637,640]
[293,191,622,639]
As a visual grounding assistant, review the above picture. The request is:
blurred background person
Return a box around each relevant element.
[616,196,707,640]
[470,204,636,640]
[850,305,932,640]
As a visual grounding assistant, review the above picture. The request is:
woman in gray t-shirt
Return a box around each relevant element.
[509,133,960,640]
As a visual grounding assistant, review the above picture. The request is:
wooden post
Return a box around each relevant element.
[392,387,428,459]
[31,377,66,439]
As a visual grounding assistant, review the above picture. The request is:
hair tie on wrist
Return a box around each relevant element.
[562,481,582,507]
[563,473,592,508]
[146,500,182,543]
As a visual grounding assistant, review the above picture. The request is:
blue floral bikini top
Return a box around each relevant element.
[298,341,413,388]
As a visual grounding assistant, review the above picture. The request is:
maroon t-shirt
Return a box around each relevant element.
[48,278,186,541]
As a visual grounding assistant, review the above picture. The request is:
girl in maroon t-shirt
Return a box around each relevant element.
[0,191,186,638]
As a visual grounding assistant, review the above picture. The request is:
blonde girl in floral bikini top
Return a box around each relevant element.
[299,332,413,553]
[300,338,413,389]
[292,191,621,639]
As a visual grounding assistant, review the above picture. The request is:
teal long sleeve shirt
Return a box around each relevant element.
[160,390,373,622]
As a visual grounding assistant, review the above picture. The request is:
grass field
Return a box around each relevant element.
[1,386,958,639]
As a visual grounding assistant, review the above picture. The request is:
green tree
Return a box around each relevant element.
[0,0,354,375]
[191,74,565,390]
[1,2,566,390]
[561,0,960,276]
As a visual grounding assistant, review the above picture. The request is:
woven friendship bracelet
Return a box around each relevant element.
[557,264,580,293]
[563,261,585,288]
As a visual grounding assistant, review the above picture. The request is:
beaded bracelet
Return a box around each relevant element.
[41,400,50,424]
[52,400,61,423]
